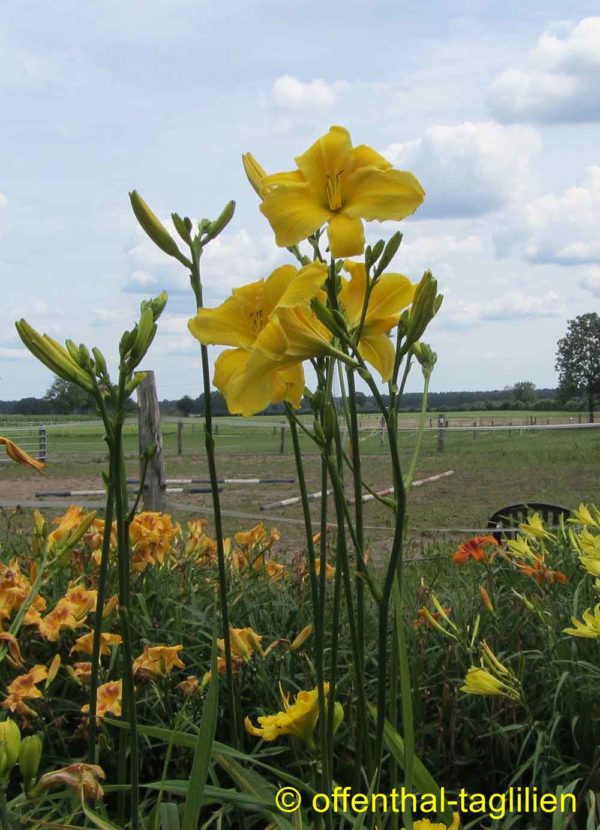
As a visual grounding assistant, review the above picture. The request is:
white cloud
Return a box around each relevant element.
[442,290,563,329]
[497,166,600,264]
[579,267,600,298]
[384,122,541,218]
[488,17,600,123]
[269,75,347,110]
[0,347,29,361]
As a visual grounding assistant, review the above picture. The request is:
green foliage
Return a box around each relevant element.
[556,313,600,422]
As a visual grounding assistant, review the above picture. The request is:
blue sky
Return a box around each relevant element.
[2,1,600,401]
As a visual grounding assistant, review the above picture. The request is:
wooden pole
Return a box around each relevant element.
[136,371,167,512]
[279,424,286,455]
[38,425,47,462]
[177,421,183,456]
[437,414,446,453]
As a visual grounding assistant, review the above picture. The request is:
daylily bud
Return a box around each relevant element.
[242,153,267,197]
[0,719,22,769]
[47,655,61,686]
[15,321,95,393]
[19,734,42,794]
[411,342,437,375]
[66,339,82,364]
[171,212,191,244]
[0,749,8,779]
[129,191,185,262]
[130,306,156,367]
[91,347,107,377]
[367,239,385,267]
[125,372,147,396]
[119,328,137,359]
[150,291,168,322]
[204,200,236,242]
[33,509,47,538]
[332,701,344,735]
[289,625,313,652]
[321,402,336,444]
[310,298,345,338]
[480,585,495,615]
[406,271,442,345]
[375,231,403,276]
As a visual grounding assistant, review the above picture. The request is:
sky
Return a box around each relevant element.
[1,0,600,402]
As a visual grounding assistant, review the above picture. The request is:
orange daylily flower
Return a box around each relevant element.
[176,675,200,697]
[129,512,180,572]
[70,632,122,657]
[516,558,568,585]
[37,763,106,801]
[2,664,49,717]
[452,535,498,564]
[81,679,122,721]
[67,662,93,685]
[133,644,185,678]
[0,436,45,472]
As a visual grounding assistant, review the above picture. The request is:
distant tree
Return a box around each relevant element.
[510,381,537,406]
[177,395,195,417]
[44,377,95,415]
[555,313,600,423]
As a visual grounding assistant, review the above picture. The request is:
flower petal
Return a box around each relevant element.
[358,332,395,381]
[214,349,302,416]
[188,282,264,349]
[344,168,425,221]
[339,261,367,326]
[295,126,353,203]
[366,273,415,325]
[326,213,365,259]
[260,184,330,248]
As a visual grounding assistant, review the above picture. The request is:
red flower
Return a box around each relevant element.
[516,558,567,584]
[452,535,498,565]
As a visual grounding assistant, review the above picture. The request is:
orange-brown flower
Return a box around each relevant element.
[37,583,97,641]
[129,512,180,572]
[0,559,46,625]
[516,557,568,585]
[37,763,106,800]
[0,435,45,472]
[70,632,122,657]
[176,675,200,697]
[2,664,49,717]
[81,679,122,721]
[47,506,87,548]
[133,644,185,678]
[412,606,453,628]
[452,535,498,565]
[66,662,93,685]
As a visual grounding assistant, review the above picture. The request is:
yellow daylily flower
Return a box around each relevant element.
[564,604,600,638]
[245,126,425,258]
[518,512,555,541]
[188,262,331,415]
[339,260,415,379]
[461,667,514,698]
[569,503,600,528]
[245,682,330,748]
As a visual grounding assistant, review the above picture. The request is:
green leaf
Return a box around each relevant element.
[160,802,182,830]
[368,704,453,824]
[181,634,220,830]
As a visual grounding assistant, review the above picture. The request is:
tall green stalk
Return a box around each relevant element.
[188,248,239,750]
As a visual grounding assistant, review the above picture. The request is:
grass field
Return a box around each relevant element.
[1,413,598,548]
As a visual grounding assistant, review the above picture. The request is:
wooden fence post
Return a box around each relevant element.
[177,420,183,456]
[279,424,286,455]
[38,425,47,462]
[437,414,446,453]
[137,371,167,512]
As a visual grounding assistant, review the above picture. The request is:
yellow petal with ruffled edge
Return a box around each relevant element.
[367,272,415,321]
[295,126,353,208]
[344,167,425,222]
[260,183,330,248]
[326,213,365,259]
[358,332,395,381]
[188,281,264,349]
[265,262,327,310]
[214,349,304,416]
